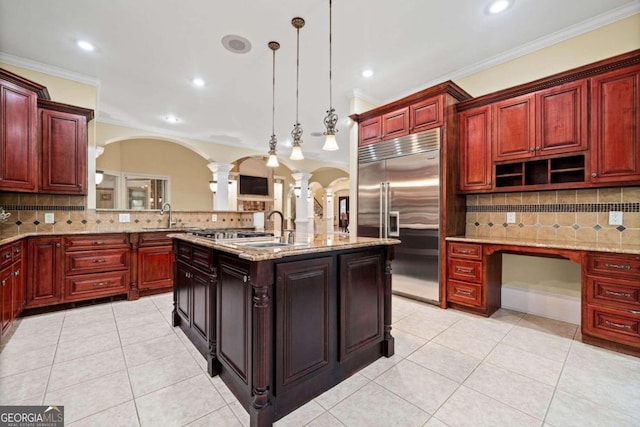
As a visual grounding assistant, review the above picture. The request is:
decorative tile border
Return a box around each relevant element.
[1,204,85,211]
[468,203,640,213]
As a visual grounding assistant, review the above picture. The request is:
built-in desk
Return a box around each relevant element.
[445,236,640,357]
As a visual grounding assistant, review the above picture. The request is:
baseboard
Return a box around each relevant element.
[501,284,580,325]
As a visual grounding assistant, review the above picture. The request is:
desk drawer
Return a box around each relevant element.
[585,304,640,344]
[448,242,482,260]
[587,277,640,308]
[448,259,482,283]
[65,249,129,275]
[447,280,482,307]
[65,271,128,301]
[587,253,640,279]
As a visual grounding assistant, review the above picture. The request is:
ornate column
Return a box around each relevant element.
[323,188,334,235]
[307,189,315,235]
[291,172,311,234]
[208,163,234,211]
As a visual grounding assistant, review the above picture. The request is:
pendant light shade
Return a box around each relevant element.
[290,17,305,160]
[266,41,280,168]
[322,0,339,151]
[95,170,104,185]
[209,180,217,193]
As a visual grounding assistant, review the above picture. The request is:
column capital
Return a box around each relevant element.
[291,172,312,182]
[208,162,234,174]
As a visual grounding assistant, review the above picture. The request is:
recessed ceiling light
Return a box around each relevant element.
[165,115,179,124]
[488,0,512,14]
[192,78,205,87]
[76,40,95,51]
[221,35,252,54]
[362,69,374,78]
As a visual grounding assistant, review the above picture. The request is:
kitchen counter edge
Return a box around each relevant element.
[446,236,640,255]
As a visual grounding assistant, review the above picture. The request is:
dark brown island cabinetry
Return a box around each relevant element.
[1,241,24,339]
[172,237,394,426]
[457,49,640,193]
[0,68,93,194]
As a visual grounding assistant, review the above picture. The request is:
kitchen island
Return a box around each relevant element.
[170,233,399,426]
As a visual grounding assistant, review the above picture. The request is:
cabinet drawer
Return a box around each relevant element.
[585,304,640,344]
[587,253,640,279]
[139,231,175,247]
[65,271,128,301]
[587,276,640,308]
[0,246,12,269]
[448,259,482,283]
[12,243,22,261]
[448,242,482,260]
[176,241,213,272]
[65,249,129,275]
[64,234,129,251]
[447,280,482,307]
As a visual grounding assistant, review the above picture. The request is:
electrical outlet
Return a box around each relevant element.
[118,213,131,223]
[609,211,623,226]
[506,212,516,224]
[212,214,218,222]
[44,213,55,224]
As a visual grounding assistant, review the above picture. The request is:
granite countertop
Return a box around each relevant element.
[169,233,401,261]
[446,236,640,255]
[0,228,186,246]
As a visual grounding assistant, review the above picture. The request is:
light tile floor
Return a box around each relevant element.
[1,293,639,426]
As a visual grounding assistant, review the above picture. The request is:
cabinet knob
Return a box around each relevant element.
[591,172,597,178]
[529,148,535,152]
[1,280,5,286]
[55,243,61,248]
[3,253,10,260]
[13,270,19,277]
[535,146,541,151]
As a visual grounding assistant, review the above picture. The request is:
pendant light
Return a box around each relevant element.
[322,0,339,151]
[290,17,305,161]
[266,41,280,168]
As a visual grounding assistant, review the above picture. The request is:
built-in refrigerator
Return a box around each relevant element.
[358,129,440,303]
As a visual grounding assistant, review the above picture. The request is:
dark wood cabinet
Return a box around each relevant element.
[381,107,410,140]
[459,105,492,191]
[590,65,640,184]
[137,232,175,293]
[0,75,38,192]
[583,252,640,354]
[410,95,443,133]
[358,116,382,146]
[0,263,13,336]
[39,101,92,195]
[493,94,535,161]
[536,80,587,155]
[26,237,64,307]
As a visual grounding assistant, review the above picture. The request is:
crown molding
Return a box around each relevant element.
[0,52,101,86]
[396,2,640,101]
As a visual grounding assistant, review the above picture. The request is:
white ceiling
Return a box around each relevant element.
[1,0,638,167]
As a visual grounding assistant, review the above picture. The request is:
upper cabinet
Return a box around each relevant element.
[0,68,93,195]
[39,100,92,194]
[381,107,409,140]
[456,50,640,193]
[0,74,39,192]
[590,65,640,184]
[358,116,382,146]
[410,95,443,133]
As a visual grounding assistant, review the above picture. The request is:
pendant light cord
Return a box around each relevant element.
[296,26,300,124]
[329,0,333,110]
[272,47,276,135]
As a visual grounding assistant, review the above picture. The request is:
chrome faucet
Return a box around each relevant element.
[160,202,177,228]
[266,210,285,243]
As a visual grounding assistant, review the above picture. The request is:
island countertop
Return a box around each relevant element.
[169,232,400,261]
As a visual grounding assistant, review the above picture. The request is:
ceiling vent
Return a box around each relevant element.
[221,35,252,54]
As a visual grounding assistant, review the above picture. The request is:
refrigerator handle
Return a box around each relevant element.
[384,181,390,238]
[379,182,384,239]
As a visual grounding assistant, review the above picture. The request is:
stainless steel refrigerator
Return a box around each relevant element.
[358,129,440,303]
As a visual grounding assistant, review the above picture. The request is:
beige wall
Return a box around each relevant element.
[98,139,213,211]
[309,167,349,188]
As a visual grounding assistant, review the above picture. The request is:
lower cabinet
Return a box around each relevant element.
[583,252,640,354]
[136,231,176,295]
[26,237,64,308]
[173,241,217,375]
[1,263,13,336]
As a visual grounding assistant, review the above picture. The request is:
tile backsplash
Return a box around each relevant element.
[0,193,256,237]
[465,187,640,246]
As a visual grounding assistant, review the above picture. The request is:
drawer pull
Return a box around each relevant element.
[456,267,474,274]
[1,279,5,286]
[629,309,640,315]
[14,248,21,254]
[3,253,10,260]
[605,320,631,330]
[92,259,107,263]
[13,269,19,277]
[457,289,473,296]
[604,263,631,270]
[92,241,104,245]
[605,290,632,298]
[457,249,472,254]
[92,282,110,287]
